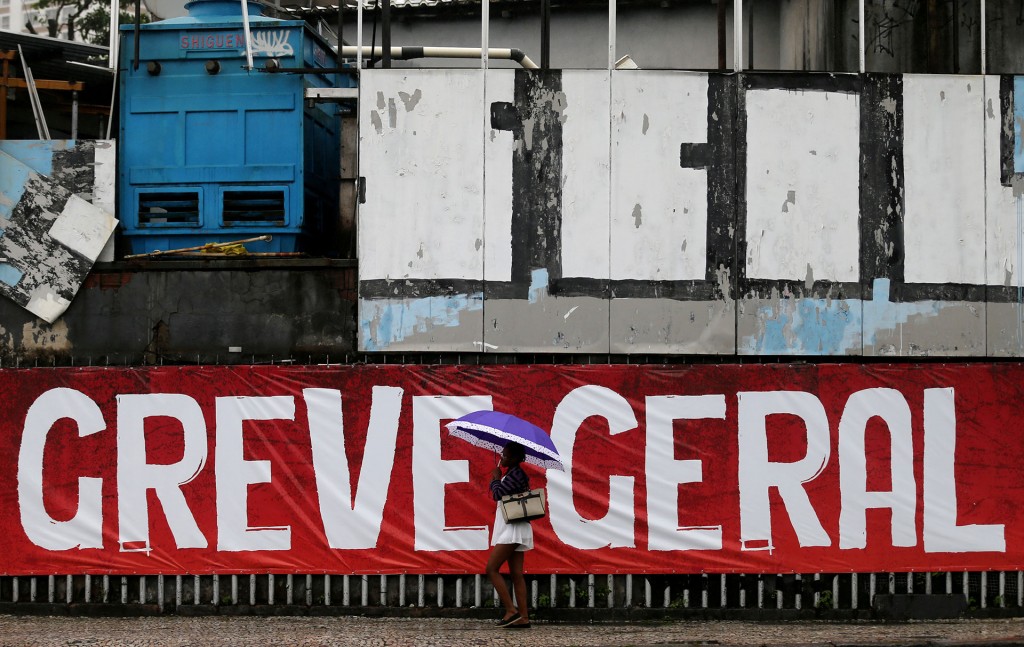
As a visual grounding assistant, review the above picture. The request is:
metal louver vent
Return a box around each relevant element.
[138,192,201,226]
[222,190,286,226]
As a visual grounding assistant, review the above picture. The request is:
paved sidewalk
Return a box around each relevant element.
[1,615,1024,646]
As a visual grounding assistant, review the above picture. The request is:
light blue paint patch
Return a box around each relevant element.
[0,263,23,287]
[0,150,34,220]
[861,278,945,347]
[359,293,484,351]
[528,268,549,304]
[743,278,952,355]
[1016,77,1024,173]
[0,140,62,177]
[748,295,861,355]
[757,307,792,353]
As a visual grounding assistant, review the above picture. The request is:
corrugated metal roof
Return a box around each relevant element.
[277,0,685,13]
[0,30,112,86]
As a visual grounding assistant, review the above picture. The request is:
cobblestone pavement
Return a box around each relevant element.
[1,615,1024,646]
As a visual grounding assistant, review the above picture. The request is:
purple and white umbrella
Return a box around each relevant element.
[446,410,564,471]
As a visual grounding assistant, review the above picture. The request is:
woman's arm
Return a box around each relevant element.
[489,467,529,500]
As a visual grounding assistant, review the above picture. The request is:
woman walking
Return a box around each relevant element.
[486,441,533,629]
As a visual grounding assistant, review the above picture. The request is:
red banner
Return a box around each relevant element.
[0,363,1019,575]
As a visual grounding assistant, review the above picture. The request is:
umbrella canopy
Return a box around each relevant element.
[446,410,564,471]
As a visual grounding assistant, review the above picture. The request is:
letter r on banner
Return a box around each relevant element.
[738,391,831,550]
[117,394,209,551]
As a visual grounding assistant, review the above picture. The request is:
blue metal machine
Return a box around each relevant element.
[118,0,352,255]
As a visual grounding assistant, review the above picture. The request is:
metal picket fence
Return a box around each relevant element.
[0,571,1019,615]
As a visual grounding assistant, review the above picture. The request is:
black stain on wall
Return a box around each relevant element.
[507,70,564,296]
[860,73,905,291]
[680,143,710,169]
[988,74,1022,304]
[1000,74,1015,188]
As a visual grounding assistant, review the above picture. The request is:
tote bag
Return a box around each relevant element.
[500,488,546,523]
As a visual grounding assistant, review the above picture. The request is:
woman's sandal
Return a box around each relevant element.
[494,613,520,627]
[502,619,531,629]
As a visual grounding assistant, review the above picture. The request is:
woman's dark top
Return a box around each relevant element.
[489,465,529,501]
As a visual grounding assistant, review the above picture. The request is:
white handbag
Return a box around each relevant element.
[500,488,547,523]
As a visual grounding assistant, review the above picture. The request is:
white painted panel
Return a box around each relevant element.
[561,70,610,279]
[358,70,484,281]
[48,194,118,260]
[903,75,986,285]
[484,70,515,282]
[610,71,708,281]
[984,75,1020,287]
[92,140,117,215]
[745,88,860,282]
[93,140,117,262]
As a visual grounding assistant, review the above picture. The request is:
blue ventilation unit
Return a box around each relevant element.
[119,0,353,255]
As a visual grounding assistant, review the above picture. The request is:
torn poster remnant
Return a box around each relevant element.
[0,149,117,323]
[0,140,117,261]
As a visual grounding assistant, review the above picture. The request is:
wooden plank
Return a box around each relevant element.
[5,77,84,91]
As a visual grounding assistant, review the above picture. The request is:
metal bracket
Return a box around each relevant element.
[303,87,358,103]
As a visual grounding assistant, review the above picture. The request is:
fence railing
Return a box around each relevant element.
[0,572,1019,615]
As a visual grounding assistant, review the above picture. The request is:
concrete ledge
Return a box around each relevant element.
[0,602,161,616]
[873,594,967,621]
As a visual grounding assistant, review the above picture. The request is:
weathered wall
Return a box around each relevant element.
[357,69,1024,356]
[0,262,358,365]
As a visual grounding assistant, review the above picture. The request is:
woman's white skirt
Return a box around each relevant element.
[491,503,534,551]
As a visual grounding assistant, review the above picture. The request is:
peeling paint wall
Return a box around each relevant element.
[0,142,117,324]
[358,70,1024,357]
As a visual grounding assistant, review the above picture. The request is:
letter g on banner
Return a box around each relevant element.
[18,388,105,550]
[548,385,638,549]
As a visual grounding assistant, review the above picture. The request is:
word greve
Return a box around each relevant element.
[17,385,1004,554]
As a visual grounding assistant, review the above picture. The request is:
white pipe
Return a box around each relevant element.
[356,1,363,70]
[17,45,48,139]
[240,0,254,69]
[733,0,742,71]
[108,0,119,70]
[337,46,539,69]
[858,0,865,73]
[481,0,488,69]
[981,0,986,74]
[608,0,616,71]
[106,68,117,139]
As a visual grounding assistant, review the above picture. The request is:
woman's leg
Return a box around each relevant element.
[508,551,529,622]
[486,543,518,618]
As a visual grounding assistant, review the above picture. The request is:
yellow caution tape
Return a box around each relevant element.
[200,243,248,256]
